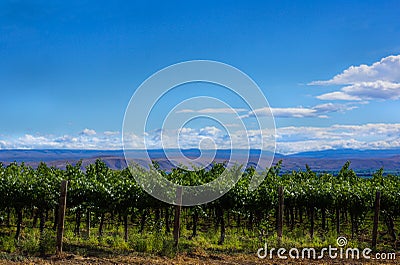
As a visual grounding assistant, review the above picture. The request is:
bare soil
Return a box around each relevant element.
[1,252,399,265]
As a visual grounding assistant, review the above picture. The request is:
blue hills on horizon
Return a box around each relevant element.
[0,148,400,174]
[0,148,280,162]
[287,148,400,159]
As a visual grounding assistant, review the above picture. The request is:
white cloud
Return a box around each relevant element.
[81,128,96,136]
[312,103,357,112]
[316,91,362,101]
[317,81,400,101]
[199,126,222,136]
[272,107,315,118]
[1,123,400,155]
[123,132,145,149]
[124,126,271,150]
[241,103,356,118]
[104,131,120,136]
[310,55,400,85]
[276,123,400,154]
[345,81,400,100]
[0,140,8,148]
[174,104,357,120]
[311,55,400,101]
[224,123,240,128]
[0,130,122,150]
[176,108,247,114]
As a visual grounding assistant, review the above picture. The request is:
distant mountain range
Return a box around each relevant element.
[1,148,400,175]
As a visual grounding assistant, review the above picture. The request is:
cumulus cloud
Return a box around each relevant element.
[310,55,400,85]
[311,55,400,101]
[1,123,400,154]
[0,129,122,150]
[81,128,96,136]
[276,123,400,154]
[122,126,274,150]
[142,126,234,149]
[128,123,400,154]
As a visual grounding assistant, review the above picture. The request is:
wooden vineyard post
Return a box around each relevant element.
[277,186,284,243]
[372,191,381,248]
[173,186,183,249]
[86,208,91,239]
[336,208,340,235]
[56,180,68,254]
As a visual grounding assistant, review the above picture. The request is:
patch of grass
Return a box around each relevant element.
[0,235,17,253]
[0,252,26,262]
[1,219,397,260]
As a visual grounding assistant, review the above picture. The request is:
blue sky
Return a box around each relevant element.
[1,0,400,153]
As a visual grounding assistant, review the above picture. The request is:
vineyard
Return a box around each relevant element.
[0,159,399,259]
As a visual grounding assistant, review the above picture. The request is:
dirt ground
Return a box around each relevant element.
[1,252,400,265]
